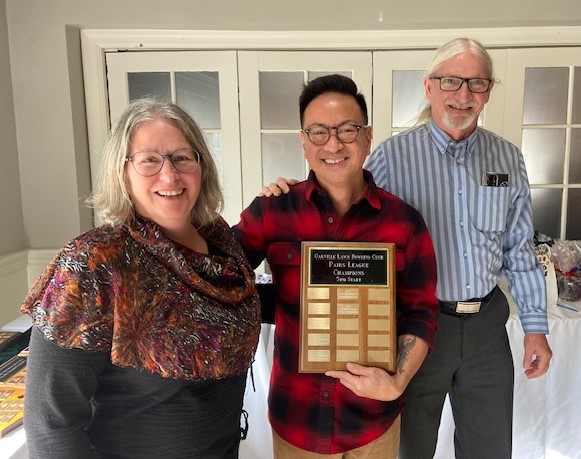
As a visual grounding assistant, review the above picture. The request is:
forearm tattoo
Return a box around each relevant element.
[397,335,417,375]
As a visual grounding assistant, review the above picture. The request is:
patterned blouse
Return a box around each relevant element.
[21,213,261,380]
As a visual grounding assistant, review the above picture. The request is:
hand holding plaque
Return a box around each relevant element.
[299,242,396,373]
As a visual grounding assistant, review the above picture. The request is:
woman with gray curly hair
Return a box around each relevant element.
[21,98,261,459]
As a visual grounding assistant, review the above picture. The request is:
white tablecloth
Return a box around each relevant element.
[241,303,581,459]
[434,302,581,459]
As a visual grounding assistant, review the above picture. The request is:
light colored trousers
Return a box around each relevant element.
[272,415,400,459]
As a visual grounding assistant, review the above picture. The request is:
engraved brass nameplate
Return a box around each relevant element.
[299,241,396,373]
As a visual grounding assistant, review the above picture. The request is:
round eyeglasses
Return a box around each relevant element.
[302,123,367,146]
[429,76,492,93]
[126,148,200,177]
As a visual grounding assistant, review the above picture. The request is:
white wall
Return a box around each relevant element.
[0,0,26,324]
[0,251,27,326]
[0,0,24,256]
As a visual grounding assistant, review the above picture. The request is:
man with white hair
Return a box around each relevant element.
[366,37,552,458]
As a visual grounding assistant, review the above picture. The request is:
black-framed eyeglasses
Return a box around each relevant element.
[302,123,368,146]
[125,148,200,176]
[429,76,492,93]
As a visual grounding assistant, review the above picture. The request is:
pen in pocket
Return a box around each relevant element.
[556,302,579,312]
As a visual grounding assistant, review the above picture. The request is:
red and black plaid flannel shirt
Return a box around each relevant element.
[233,170,438,454]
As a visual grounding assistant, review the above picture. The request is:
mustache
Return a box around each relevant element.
[446,101,477,110]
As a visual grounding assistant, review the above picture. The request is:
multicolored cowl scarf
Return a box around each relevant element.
[21,213,261,380]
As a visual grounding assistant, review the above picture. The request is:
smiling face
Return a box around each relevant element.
[125,119,202,232]
[425,51,493,141]
[300,92,372,194]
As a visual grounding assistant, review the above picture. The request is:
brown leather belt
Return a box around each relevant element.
[439,287,497,315]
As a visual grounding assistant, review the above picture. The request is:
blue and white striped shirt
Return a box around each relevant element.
[366,122,548,334]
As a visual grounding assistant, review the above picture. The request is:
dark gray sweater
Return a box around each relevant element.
[24,328,247,459]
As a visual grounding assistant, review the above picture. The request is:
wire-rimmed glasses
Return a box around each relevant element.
[429,76,492,93]
[302,123,367,146]
[125,148,200,176]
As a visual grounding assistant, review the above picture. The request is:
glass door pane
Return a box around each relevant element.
[262,133,304,185]
[259,72,303,130]
[521,128,566,184]
[523,67,569,125]
[573,67,581,124]
[176,71,221,129]
[392,70,425,129]
[531,189,562,239]
[566,188,581,239]
[127,72,171,101]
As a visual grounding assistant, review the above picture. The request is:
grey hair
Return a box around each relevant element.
[416,37,495,125]
[88,98,223,227]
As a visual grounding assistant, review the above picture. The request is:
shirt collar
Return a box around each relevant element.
[305,169,381,211]
[362,170,382,210]
[427,121,479,157]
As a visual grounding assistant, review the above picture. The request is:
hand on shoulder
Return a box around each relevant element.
[258,177,299,197]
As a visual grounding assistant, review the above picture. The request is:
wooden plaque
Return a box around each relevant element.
[0,350,27,437]
[299,242,396,373]
[0,387,24,437]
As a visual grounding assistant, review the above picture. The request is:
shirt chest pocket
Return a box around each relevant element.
[474,186,510,232]
[267,242,301,304]
[267,242,301,268]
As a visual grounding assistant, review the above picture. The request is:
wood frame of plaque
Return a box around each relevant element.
[299,241,396,373]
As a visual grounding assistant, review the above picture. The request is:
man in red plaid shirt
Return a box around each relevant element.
[233,74,439,458]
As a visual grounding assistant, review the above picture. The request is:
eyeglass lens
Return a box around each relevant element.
[129,149,200,176]
[435,77,491,93]
[306,124,363,146]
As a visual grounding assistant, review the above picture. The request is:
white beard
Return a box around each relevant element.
[441,110,478,131]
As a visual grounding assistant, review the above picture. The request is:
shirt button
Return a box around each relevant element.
[458,189,463,194]
[456,159,461,164]
[463,252,468,258]
[459,221,464,227]
[328,216,334,224]
[287,253,292,260]
[466,284,471,290]
[322,391,330,398]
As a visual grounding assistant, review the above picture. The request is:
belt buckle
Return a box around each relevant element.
[456,301,481,313]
